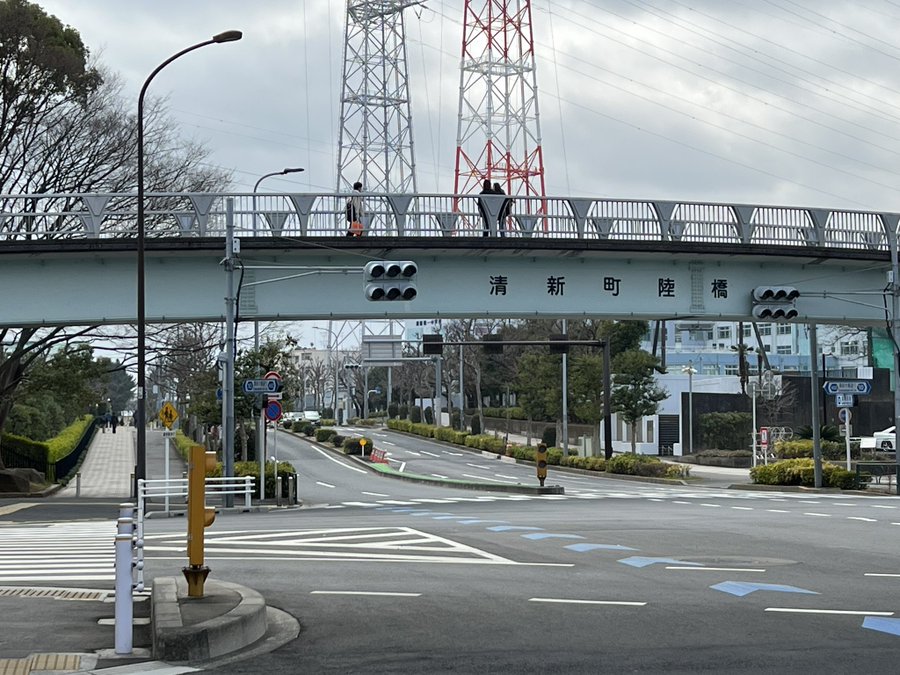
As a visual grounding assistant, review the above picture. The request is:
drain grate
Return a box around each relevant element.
[0,586,109,602]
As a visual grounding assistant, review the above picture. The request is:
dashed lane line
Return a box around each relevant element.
[765,608,894,616]
[529,597,646,607]
[316,481,335,489]
[848,517,877,522]
[803,513,831,517]
[311,591,421,597]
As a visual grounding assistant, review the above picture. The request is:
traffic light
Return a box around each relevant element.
[535,443,548,487]
[482,334,503,354]
[751,286,799,320]
[549,334,569,354]
[184,444,217,597]
[364,260,418,301]
[422,333,444,355]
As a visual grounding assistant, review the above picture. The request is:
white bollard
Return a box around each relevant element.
[75,472,81,498]
[244,475,253,509]
[114,516,134,654]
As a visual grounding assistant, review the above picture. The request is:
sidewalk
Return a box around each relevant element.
[55,426,136,499]
[54,427,187,500]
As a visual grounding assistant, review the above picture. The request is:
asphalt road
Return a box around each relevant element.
[4,429,900,673]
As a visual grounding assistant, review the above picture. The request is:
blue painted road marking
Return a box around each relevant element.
[566,543,638,552]
[619,556,703,568]
[488,525,543,532]
[522,533,586,541]
[457,519,509,524]
[431,516,464,520]
[711,582,818,597]
[862,617,900,637]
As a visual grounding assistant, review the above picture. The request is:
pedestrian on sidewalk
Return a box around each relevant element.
[111,414,118,434]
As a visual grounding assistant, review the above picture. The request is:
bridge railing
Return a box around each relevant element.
[0,192,896,251]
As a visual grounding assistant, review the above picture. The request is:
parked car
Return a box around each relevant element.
[861,426,896,450]
[303,410,322,427]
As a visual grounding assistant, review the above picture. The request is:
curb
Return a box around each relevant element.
[152,577,267,662]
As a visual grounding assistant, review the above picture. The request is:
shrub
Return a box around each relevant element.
[387,402,399,419]
[234,460,296,498]
[387,418,413,433]
[45,416,94,462]
[464,434,506,454]
[470,415,481,435]
[607,453,669,477]
[341,436,372,455]
[434,427,467,444]
[450,410,461,429]
[424,407,434,424]
[409,422,435,438]
[315,428,337,443]
[331,434,345,447]
[699,412,752,450]
[411,407,422,423]
[399,404,409,419]
[775,439,860,462]
[750,458,856,489]
[541,426,556,447]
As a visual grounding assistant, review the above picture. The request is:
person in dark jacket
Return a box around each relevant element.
[477,178,493,237]
[493,182,511,238]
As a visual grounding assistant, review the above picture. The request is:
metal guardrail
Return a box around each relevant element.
[0,191,896,250]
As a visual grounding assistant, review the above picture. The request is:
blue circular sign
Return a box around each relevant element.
[265,400,282,422]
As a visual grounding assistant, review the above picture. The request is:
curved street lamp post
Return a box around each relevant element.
[136,30,242,497]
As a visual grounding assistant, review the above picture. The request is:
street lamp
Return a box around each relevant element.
[136,30,242,494]
[251,168,304,465]
[681,361,697,455]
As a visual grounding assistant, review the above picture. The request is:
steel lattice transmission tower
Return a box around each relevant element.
[453,0,546,197]
[336,1,419,193]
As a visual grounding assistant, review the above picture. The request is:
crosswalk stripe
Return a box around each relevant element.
[0,521,115,584]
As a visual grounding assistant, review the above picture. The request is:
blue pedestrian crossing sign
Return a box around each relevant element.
[822,380,871,395]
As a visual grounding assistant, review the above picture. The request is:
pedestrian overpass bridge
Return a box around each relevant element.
[0,191,894,328]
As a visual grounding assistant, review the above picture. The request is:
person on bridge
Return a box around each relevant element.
[346,181,365,236]
[477,178,492,237]
[493,182,511,238]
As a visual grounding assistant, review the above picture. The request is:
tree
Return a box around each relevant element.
[610,350,668,454]
[0,2,229,470]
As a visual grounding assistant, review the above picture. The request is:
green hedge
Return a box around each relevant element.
[463,434,507,453]
[0,432,50,463]
[607,453,689,479]
[776,439,860,462]
[433,427,468,444]
[316,428,338,443]
[750,458,856,489]
[234,460,297,498]
[45,416,94,462]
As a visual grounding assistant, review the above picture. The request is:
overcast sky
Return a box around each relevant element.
[32,1,900,350]
[36,0,900,212]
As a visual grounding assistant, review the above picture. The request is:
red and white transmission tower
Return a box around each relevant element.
[453,0,546,197]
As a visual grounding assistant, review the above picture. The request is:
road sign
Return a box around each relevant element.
[264,370,282,384]
[158,402,179,429]
[823,380,872,395]
[162,429,176,438]
[264,399,283,422]
[760,427,769,449]
[835,393,857,408]
[838,407,852,424]
[243,379,278,394]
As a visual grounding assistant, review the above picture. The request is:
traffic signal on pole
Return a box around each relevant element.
[549,334,569,354]
[364,260,418,301]
[184,444,217,597]
[535,443,548,487]
[751,286,799,320]
[482,334,503,354]
[422,333,444,355]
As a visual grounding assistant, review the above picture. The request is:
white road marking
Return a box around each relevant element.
[666,566,766,572]
[767,509,790,513]
[848,517,877,522]
[731,506,753,511]
[865,573,900,578]
[466,463,492,469]
[382,441,396,446]
[871,505,896,509]
[399,462,407,473]
[673,501,691,505]
[700,504,721,508]
[362,492,389,497]
[311,591,421,597]
[431,474,448,479]
[404,450,422,456]
[462,473,517,483]
[765,608,894,616]
[803,513,831,517]
[834,503,855,506]
[495,474,519,479]
[529,598,646,607]
[421,451,441,458]
[310,446,367,474]
[444,451,464,456]
[316,481,336,488]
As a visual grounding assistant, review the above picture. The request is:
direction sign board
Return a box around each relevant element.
[823,380,872,395]
[158,402,179,429]
[835,393,857,408]
[264,399,283,422]
[243,379,278,394]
